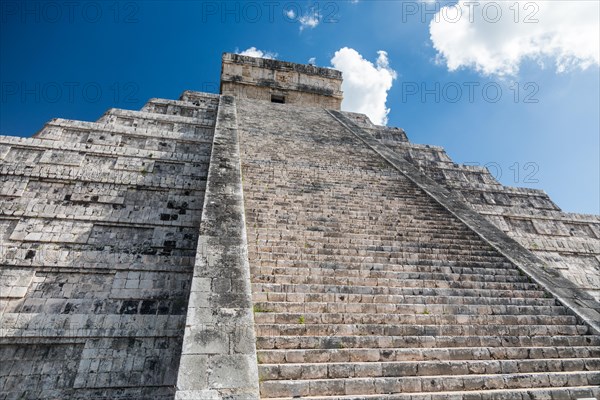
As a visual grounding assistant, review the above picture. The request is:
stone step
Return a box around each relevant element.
[263,385,600,400]
[251,261,521,277]
[96,108,213,128]
[40,118,214,144]
[248,255,515,269]
[253,312,577,326]
[248,214,476,224]
[257,346,600,364]
[252,226,486,238]
[247,219,481,231]
[249,214,473,225]
[250,253,515,265]
[251,302,570,316]
[247,222,492,234]
[252,283,548,299]
[0,135,208,164]
[249,231,495,244]
[249,232,497,245]
[250,248,508,260]
[252,274,538,291]
[0,200,202,227]
[254,324,589,338]
[246,186,379,193]
[249,239,497,252]
[249,243,507,253]
[248,202,458,209]
[259,371,600,398]
[259,358,600,381]
[244,189,447,199]
[141,98,218,120]
[249,230,495,241]
[248,242,506,252]
[251,293,558,307]
[255,336,600,351]
[251,267,529,283]
[244,195,454,207]
[0,163,207,190]
[249,226,501,240]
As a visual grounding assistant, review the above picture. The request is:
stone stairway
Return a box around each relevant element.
[365,122,600,305]
[236,99,600,399]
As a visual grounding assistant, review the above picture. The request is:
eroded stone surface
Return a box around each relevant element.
[174,96,259,399]
[0,91,219,399]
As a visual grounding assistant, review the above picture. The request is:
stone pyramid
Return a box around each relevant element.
[0,53,598,400]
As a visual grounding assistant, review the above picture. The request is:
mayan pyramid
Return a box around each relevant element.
[0,53,598,400]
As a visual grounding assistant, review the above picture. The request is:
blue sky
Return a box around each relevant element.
[1,1,598,214]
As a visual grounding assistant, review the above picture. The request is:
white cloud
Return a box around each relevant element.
[308,57,317,65]
[331,48,397,125]
[299,13,321,30]
[286,6,322,31]
[237,47,277,60]
[429,0,600,76]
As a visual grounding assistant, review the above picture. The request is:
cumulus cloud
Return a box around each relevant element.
[285,6,322,31]
[331,48,397,125]
[308,57,317,65]
[237,47,277,60]
[430,1,600,76]
[299,13,321,30]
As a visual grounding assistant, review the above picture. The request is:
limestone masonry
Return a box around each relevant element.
[0,53,598,400]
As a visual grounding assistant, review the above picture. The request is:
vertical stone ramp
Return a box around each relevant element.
[175,95,260,400]
[236,99,600,399]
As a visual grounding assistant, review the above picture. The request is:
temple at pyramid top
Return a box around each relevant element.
[220,52,344,109]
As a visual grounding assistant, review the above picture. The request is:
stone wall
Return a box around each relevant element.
[220,53,343,110]
[0,91,218,399]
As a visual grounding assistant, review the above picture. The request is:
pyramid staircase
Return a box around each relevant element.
[235,99,600,399]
